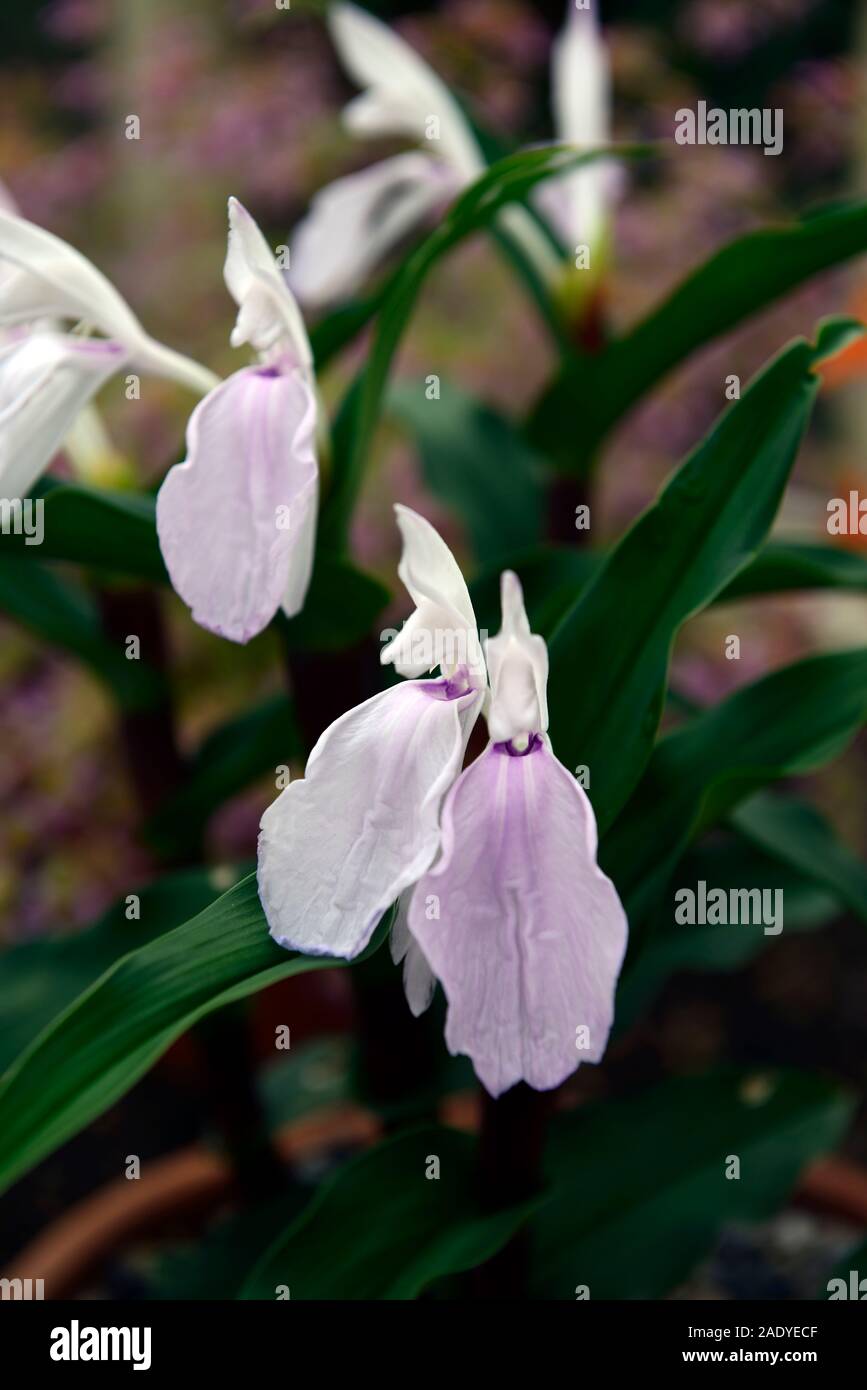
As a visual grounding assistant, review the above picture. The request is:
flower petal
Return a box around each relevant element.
[328,3,483,181]
[289,153,456,308]
[484,569,548,744]
[156,364,318,643]
[0,211,217,395]
[225,197,312,370]
[381,504,485,681]
[0,331,126,498]
[391,889,437,1016]
[544,5,615,252]
[258,677,481,959]
[409,739,628,1097]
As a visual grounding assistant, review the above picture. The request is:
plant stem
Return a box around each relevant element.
[473,1084,552,1298]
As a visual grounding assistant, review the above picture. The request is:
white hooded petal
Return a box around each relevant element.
[288,152,457,308]
[484,570,548,744]
[0,331,127,498]
[328,3,483,181]
[381,504,485,681]
[542,4,614,252]
[225,197,312,371]
[258,676,482,958]
[0,212,217,396]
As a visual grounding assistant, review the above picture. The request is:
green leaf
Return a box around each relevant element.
[531,200,867,472]
[0,868,233,1073]
[277,553,390,652]
[531,1069,853,1299]
[615,836,841,1031]
[0,556,164,709]
[731,791,867,926]
[389,380,544,566]
[603,648,867,928]
[546,320,861,832]
[0,876,390,1196]
[240,1125,535,1300]
[147,696,301,857]
[322,145,643,548]
[719,542,867,600]
[0,481,165,582]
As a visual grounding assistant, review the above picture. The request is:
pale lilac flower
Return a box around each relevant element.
[258,506,627,1096]
[156,198,319,644]
[0,204,217,500]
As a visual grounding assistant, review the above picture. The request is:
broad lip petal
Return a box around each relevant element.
[288,152,457,308]
[0,210,217,396]
[409,739,628,1097]
[484,569,549,743]
[225,197,312,371]
[156,363,318,643]
[328,2,484,181]
[381,503,485,681]
[0,331,127,498]
[258,677,482,959]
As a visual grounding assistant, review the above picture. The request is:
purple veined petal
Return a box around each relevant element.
[409,738,628,1098]
[156,363,318,644]
[0,331,127,498]
[391,887,437,1017]
[288,153,457,309]
[258,677,482,960]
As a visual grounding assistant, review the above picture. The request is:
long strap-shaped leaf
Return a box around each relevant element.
[532,200,867,473]
[603,647,867,930]
[546,319,863,831]
[0,875,389,1196]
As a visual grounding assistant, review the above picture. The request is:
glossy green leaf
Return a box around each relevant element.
[547,320,862,832]
[720,541,867,600]
[147,696,301,857]
[0,868,233,1073]
[0,481,165,582]
[0,876,390,1196]
[240,1125,535,1300]
[0,556,164,709]
[532,200,867,472]
[603,648,867,929]
[531,1070,853,1299]
[731,791,867,926]
[389,380,544,566]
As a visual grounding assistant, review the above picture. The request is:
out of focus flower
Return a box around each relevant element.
[0,206,216,499]
[258,506,627,1096]
[289,2,614,307]
[157,198,319,644]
